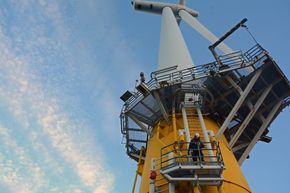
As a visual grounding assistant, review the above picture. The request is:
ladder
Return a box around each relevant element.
[185,108,205,141]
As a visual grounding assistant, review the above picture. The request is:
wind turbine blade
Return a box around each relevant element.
[179,10,233,54]
[158,7,194,70]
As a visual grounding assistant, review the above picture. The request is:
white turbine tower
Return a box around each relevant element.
[132,0,234,71]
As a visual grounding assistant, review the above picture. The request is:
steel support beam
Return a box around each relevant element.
[153,91,170,124]
[232,142,249,152]
[127,128,147,132]
[225,76,243,94]
[216,68,263,140]
[229,84,272,148]
[238,100,283,165]
[258,114,266,122]
[130,109,154,125]
[168,152,175,193]
[128,139,148,143]
[128,113,151,135]
[164,173,223,182]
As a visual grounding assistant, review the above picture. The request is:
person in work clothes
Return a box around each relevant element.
[188,133,204,163]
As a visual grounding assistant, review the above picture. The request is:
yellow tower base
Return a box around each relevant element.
[138,115,251,193]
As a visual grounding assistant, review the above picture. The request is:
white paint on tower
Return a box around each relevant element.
[158,7,194,70]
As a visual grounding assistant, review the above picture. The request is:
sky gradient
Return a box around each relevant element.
[0,1,289,193]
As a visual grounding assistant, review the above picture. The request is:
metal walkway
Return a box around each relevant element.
[160,142,224,186]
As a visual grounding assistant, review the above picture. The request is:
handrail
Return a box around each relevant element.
[120,44,267,163]
[160,141,224,170]
[122,44,267,113]
[284,96,290,107]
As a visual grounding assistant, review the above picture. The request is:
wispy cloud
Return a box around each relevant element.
[0,127,40,193]
[0,0,148,192]
[0,1,115,192]
[0,36,115,192]
[39,103,114,190]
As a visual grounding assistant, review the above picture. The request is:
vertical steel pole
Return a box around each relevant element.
[181,103,191,146]
[131,172,138,193]
[196,107,215,161]
[172,96,178,141]
[168,152,175,193]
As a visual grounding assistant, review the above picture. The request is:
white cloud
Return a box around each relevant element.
[0,23,114,193]
[0,0,148,192]
[0,138,35,193]
[39,103,114,190]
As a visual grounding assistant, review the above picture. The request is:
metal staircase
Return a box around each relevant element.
[186,108,203,140]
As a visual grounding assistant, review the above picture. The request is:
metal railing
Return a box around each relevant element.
[120,44,268,163]
[120,112,149,162]
[284,96,290,107]
[160,141,224,170]
[244,44,266,62]
[122,44,267,112]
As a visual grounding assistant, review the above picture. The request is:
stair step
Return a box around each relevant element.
[183,108,208,141]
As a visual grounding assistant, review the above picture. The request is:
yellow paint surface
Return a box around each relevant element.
[138,116,251,193]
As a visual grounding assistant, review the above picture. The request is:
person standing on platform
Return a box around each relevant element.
[188,133,204,163]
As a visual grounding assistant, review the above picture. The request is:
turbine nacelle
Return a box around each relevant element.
[132,0,199,18]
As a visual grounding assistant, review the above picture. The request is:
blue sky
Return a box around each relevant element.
[0,1,289,193]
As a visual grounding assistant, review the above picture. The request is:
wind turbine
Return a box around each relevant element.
[120,1,290,193]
